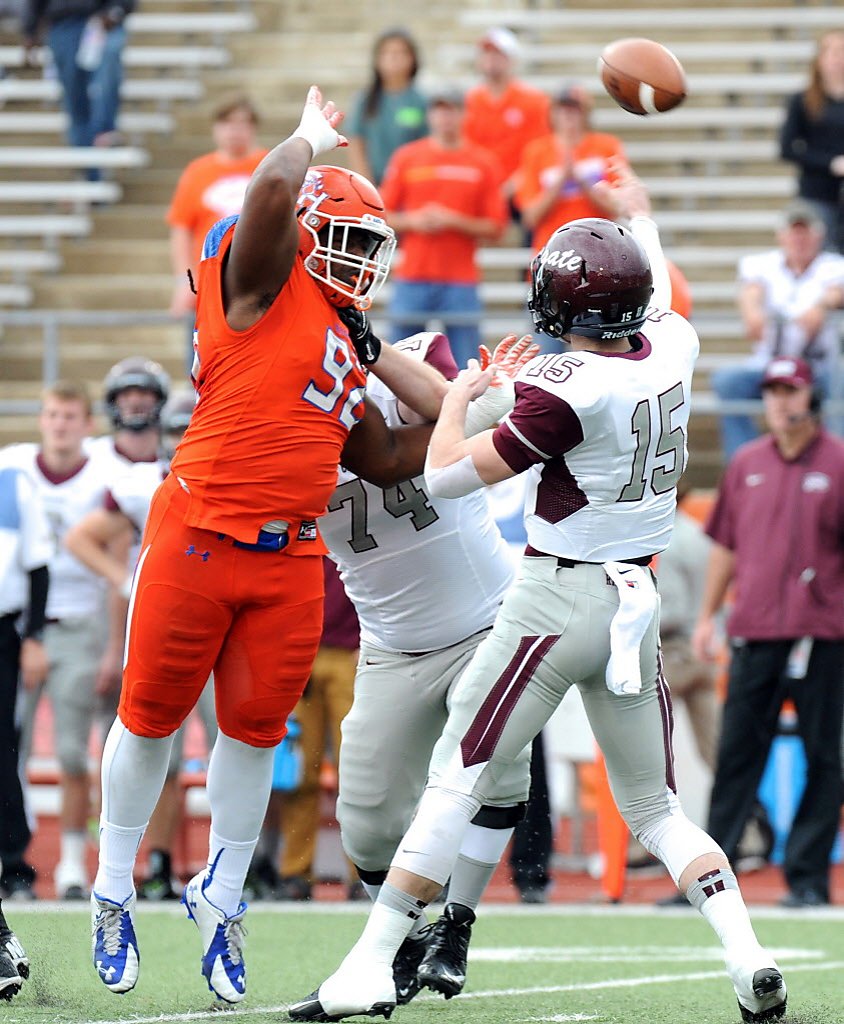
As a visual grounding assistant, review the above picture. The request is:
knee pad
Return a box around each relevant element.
[337,804,404,875]
[634,797,724,885]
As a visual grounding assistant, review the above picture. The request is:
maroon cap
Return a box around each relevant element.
[761,356,813,390]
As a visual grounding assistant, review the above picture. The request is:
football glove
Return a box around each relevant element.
[477,333,541,378]
[338,305,382,365]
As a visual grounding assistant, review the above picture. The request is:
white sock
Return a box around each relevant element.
[698,890,765,958]
[449,822,514,910]
[94,720,174,902]
[96,822,145,904]
[346,902,416,969]
[202,731,275,915]
[204,831,258,917]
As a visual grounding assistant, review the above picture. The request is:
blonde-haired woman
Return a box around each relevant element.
[780,30,844,252]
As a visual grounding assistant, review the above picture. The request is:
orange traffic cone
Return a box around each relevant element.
[594,748,630,903]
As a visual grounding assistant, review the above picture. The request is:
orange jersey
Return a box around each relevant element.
[515,132,627,251]
[166,149,269,267]
[462,80,551,182]
[380,137,507,284]
[170,217,367,546]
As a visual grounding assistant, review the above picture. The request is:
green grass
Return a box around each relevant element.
[5,904,844,1024]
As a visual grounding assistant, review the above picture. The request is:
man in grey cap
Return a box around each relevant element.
[712,198,844,459]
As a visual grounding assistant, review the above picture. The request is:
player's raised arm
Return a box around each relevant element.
[223,86,347,326]
[596,160,671,312]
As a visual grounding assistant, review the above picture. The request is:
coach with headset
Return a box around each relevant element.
[693,355,844,909]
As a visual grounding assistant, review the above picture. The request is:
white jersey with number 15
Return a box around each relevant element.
[493,309,699,562]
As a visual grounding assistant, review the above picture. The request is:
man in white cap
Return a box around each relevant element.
[462,27,550,202]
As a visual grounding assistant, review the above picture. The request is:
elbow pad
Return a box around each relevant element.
[424,451,485,498]
[464,377,515,436]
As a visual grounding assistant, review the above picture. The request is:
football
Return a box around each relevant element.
[599,38,687,116]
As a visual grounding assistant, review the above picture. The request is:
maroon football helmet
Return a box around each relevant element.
[528,218,653,340]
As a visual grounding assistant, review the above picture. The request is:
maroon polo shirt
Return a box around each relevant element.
[321,557,359,651]
[706,429,844,641]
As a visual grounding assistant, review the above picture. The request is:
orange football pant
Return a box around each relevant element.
[119,475,324,747]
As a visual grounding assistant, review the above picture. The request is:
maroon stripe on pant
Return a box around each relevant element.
[461,635,559,768]
[656,646,677,794]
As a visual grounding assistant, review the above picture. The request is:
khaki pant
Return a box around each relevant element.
[337,630,530,875]
[280,645,357,881]
[427,556,674,837]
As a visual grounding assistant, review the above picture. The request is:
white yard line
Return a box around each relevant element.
[16,900,844,921]
[79,958,844,1024]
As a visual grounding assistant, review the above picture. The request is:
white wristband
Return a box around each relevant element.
[119,575,133,601]
[424,451,485,499]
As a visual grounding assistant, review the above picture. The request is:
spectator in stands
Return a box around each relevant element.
[711,200,844,459]
[0,463,51,901]
[380,87,508,367]
[2,381,121,901]
[462,27,549,207]
[345,27,427,187]
[780,30,844,253]
[694,356,844,908]
[514,84,627,253]
[22,0,135,156]
[255,559,360,902]
[167,95,268,322]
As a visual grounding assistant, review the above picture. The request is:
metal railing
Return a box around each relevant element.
[1,308,842,421]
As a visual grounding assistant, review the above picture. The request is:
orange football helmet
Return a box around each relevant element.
[296,165,396,309]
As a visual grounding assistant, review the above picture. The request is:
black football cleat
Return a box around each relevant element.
[288,989,395,1022]
[733,965,787,1023]
[392,927,430,1005]
[0,941,22,1001]
[416,902,475,999]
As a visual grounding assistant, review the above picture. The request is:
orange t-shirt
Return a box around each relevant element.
[166,149,269,266]
[462,80,551,182]
[380,137,507,284]
[667,260,693,319]
[515,132,627,250]
[169,219,367,546]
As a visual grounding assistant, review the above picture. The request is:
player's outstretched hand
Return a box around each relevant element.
[291,85,348,158]
[454,358,495,401]
[479,333,540,383]
[594,159,652,221]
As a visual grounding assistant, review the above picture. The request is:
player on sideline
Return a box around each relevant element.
[88,85,491,1004]
[318,328,537,1005]
[290,172,788,1024]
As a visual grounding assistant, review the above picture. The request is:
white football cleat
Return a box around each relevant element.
[726,951,787,1022]
[91,891,139,994]
[182,871,247,1003]
[288,957,396,1022]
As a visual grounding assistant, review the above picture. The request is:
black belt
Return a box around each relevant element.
[524,545,653,568]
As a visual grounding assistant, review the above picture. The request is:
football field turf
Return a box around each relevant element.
[6,903,843,1024]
